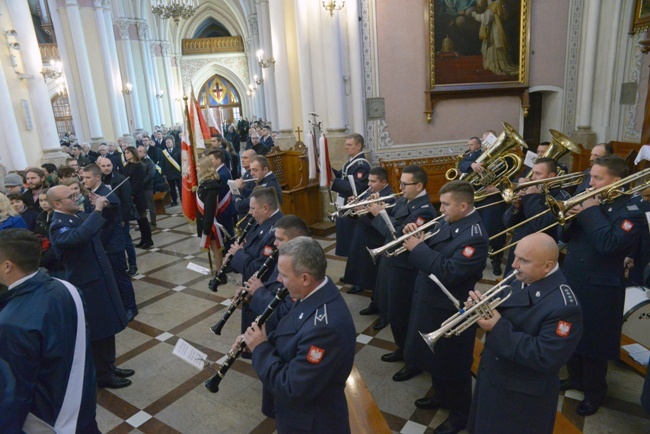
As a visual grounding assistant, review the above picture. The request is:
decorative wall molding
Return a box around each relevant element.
[563,0,583,134]
[115,19,130,40]
[622,31,644,141]
[136,21,150,41]
[371,142,467,163]
[180,54,250,93]
[248,14,259,36]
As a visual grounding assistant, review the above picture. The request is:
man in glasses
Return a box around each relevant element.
[48,185,132,390]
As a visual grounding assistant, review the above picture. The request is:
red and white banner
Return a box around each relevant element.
[306,131,317,180]
[206,107,221,137]
[318,133,332,188]
[189,91,210,148]
[181,103,198,222]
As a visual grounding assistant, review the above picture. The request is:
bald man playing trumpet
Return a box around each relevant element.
[467,233,583,434]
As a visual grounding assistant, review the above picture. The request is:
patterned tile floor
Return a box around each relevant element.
[97,210,650,433]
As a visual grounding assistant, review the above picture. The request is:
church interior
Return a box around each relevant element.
[1,0,650,433]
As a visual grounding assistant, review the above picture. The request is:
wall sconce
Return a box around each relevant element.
[156,90,164,99]
[42,60,63,80]
[256,49,275,68]
[253,74,263,85]
[322,0,345,16]
[122,83,133,95]
[248,83,256,95]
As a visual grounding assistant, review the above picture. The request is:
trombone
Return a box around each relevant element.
[475,172,587,210]
[420,271,519,353]
[487,168,650,257]
[367,215,444,262]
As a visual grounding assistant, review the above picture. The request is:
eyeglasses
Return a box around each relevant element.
[399,182,418,188]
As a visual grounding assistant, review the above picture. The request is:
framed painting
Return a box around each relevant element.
[632,0,650,33]
[428,0,530,96]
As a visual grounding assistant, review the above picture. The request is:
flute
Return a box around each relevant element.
[210,248,278,335]
[205,285,289,393]
[208,216,256,292]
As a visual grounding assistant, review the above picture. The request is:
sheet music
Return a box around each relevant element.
[186,262,211,275]
[173,339,208,370]
[227,180,241,196]
[524,150,537,168]
[622,343,650,366]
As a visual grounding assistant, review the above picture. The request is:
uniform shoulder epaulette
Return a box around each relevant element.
[470,223,482,237]
[559,284,578,306]
[420,204,429,208]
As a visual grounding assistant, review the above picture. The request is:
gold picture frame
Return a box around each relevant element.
[632,0,650,33]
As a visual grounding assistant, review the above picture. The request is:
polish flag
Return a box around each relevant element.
[181,102,198,222]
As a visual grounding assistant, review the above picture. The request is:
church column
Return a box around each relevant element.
[149,40,166,125]
[0,61,28,169]
[269,0,294,147]
[7,0,69,164]
[102,1,129,136]
[47,0,104,141]
[247,16,266,120]
[257,0,278,128]
[572,0,600,148]
[137,21,160,127]
[160,42,179,125]
[345,0,365,136]
[93,0,124,138]
[115,19,143,131]
[293,0,315,130]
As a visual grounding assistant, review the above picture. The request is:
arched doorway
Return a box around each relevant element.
[198,74,242,132]
[51,93,74,140]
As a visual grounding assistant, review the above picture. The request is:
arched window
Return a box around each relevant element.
[198,74,242,129]
[51,94,74,139]
[193,17,231,38]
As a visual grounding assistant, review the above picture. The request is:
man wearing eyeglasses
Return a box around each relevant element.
[48,185,131,390]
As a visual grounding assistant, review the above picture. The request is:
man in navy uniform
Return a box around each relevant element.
[467,233,583,434]
[501,158,571,276]
[243,236,356,434]
[365,166,437,368]
[0,229,100,433]
[233,149,257,220]
[559,155,647,416]
[229,187,284,335]
[234,155,283,216]
[160,135,182,207]
[48,185,133,389]
[574,143,613,194]
[330,133,371,258]
[402,180,488,434]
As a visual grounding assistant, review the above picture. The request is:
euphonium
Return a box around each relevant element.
[525,129,582,180]
[419,271,518,353]
[460,122,528,201]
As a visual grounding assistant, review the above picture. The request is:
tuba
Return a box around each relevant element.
[460,122,528,201]
[525,129,582,180]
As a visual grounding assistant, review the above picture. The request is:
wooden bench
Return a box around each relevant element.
[345,364,391,434]
[153,191,171,215]
[472,338,582,434]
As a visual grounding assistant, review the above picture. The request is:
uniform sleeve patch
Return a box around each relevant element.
[621,220,634,232]
[416,217,425,226]
[59,227,70,234]
[263,246,274,256]
[556,321,572,337]
[356,172,363,179]
[462,246,475,258]
[307,346,325,364]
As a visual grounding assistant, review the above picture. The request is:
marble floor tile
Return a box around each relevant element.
[136,292,215,331]
[115,327,155,357]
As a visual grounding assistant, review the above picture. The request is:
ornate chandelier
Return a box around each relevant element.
[151,0,199,26]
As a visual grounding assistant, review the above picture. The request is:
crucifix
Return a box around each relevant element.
[295,126,302,142]
[213,82,223,100]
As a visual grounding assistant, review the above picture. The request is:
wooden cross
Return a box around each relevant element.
[295,126,302,142]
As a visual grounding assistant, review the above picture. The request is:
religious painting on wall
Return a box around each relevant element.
[429,0,530,92]
[632,0,650,33]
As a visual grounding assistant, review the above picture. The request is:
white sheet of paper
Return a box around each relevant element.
[227,179,241,196]
[524,150,537,168]
[173,338,208,370]
[186,262,211,275]
[483,133,498,148]
[347,174,358,197]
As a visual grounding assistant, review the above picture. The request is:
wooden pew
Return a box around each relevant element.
[153,191,171,215]
[345,364,391,434]
[472,338,582,434]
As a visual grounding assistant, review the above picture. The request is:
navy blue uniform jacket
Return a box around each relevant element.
[252,278,356,434]
[0,270,99,433]
[50,211,128,341]
[235,172,284,215]
[559,194,646,359]
[468,270,583,434]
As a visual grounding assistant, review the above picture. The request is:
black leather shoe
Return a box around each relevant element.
[347,286,364,294]
[381,351,404,362]
[560,379,583,391]
[127,266,138,277]
[433,416,466,434]
[139,242,154,249]
[373,318,389,330]
[359,304,380,315]
[577,399,600,417]
[97,376,132,389]
[114,368,135,378]
[135,242,144,248]
[392,367,422,382]
[492,262,502,276]
[414,395,446,410]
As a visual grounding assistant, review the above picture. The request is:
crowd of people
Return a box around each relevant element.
[1,126,649,434]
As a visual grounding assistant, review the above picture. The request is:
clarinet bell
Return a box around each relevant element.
[208,278,219,292]
[210,319,225,335]
[204,373,222,393]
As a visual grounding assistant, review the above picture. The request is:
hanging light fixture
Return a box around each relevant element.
[322,0,345,17]
[151,0,200,26]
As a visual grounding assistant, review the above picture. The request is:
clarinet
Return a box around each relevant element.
[210,248,278,335]
[208,216,256,292]
[205,285,289,393]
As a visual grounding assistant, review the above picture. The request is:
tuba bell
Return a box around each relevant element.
[460,122,528,201]
[525,129,582,180]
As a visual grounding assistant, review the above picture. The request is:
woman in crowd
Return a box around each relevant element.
[7,194,39,231]
[0,193,27,230]
[122,145,154,248]
[33,189,65,278]
[196,157,223,267]
[61,178,89,212]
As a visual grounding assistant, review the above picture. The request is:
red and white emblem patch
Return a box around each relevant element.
[307,346,325,364]
[556,321,572,337]
[263,246,274,256]
[416,217,425,227]
[357,172,363,179]
[462,246,475,258]
[621,220,634,232]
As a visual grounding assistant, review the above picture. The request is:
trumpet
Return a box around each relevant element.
[328,187,371,221]
[420,271,519,353]
[205,286,289,393]
[367,215,444,262]
[488,167,650,257]
[329,192,403,219]
[475,172,587,210]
